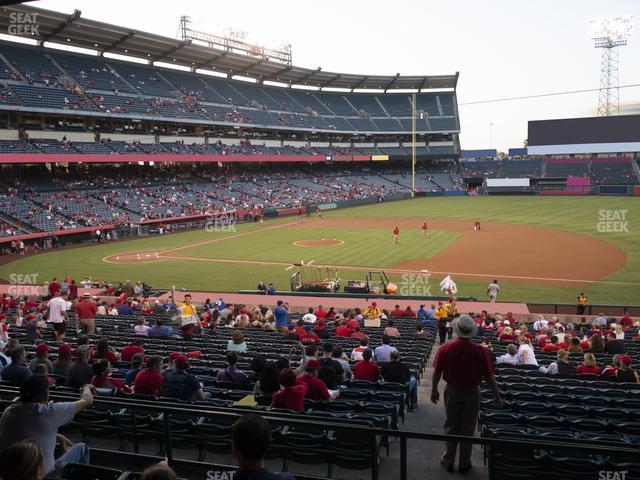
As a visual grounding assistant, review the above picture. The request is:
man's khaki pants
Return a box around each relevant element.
[442,384,480,468]
[79,317,95,336]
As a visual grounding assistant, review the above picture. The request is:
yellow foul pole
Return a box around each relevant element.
[411,93,416,198]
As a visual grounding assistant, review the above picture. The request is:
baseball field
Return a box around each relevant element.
[0,196,638,305]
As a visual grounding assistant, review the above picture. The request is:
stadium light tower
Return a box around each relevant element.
[590,16,633,116]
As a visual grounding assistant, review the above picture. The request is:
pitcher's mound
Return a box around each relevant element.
[293,239,344,247]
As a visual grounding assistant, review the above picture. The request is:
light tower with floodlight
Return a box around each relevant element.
[590,16,634,116]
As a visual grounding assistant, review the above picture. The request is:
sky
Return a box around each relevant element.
[26,0,640,151]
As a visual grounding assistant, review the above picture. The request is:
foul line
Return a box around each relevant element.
[158,220,302,255]
[102,220,302,264]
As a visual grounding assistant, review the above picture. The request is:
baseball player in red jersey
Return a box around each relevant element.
[422,222,429,239]
[393,226,400,244]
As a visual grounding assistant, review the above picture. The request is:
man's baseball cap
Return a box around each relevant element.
[174,355,190,369]
[83,292,91,299]
[620,355,632,366]
[58,344,71,355]
[305,359,321,370]
[35,344,49,354]
[371,302,377,307]
[168,352,182,362]
[20,375,49,403]
[322,342,333,352]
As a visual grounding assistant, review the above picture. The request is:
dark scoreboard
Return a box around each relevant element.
[528,115,640,146]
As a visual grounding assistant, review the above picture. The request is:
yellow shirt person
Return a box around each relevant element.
[363,303,381,319]
[435,303,448,320]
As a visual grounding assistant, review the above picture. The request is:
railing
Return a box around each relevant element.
[2,386,638,480]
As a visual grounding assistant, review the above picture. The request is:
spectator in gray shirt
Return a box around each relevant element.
[0,375,95,475]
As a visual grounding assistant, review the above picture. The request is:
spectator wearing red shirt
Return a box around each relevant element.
[134,356,164,397]
[351,326,367,340]
[121,339,145,363]
[24,299,39,309]
[346,317,359,330]
[91,358,130,393]
[335,319,354,338]
[620,314,633,328]
[271,368,307,412]
[297,359,339,401]
[431,315,502,473]
[542,336,562,353]
[498,326,516,343]
[601,356,621,378]
[390,305,404,317]
[68,280,78,300]
[404,306,416,318]
[75,293,98,336]
[326,307,336,319]
[300,327,320,345]
[576,353,601,376]
[353,348,379,382]
[294,320,306,337]
[314,306,327,319]
[48,278,61,297]
[94,338,118,364]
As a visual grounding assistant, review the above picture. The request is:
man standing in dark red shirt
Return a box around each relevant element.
[75,293,97,336]
[431,315,502,473]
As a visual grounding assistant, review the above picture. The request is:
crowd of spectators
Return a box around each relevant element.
[0,163,429,233]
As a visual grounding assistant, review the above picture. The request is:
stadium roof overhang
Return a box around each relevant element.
[0,4,459,92]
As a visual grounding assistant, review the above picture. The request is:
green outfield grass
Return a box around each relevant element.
[0,196,638,305]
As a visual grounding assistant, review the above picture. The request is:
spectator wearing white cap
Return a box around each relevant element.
[431,315,502,473]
